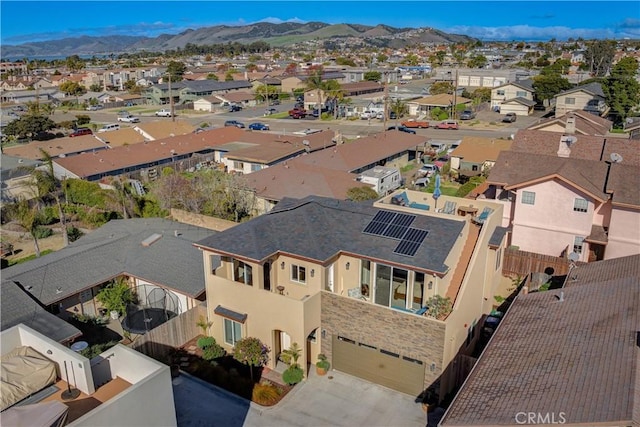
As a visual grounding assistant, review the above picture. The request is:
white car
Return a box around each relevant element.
[155,109,172,117]
[117,115,140,123]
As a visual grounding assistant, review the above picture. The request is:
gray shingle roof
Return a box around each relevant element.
[2,218,215,305]
[488,226,509,248]
[441,274,639,426]
[154,80,253,92]
[196,196,464,274]
[558,81,605,98]
[1,280,81,343]
[566,254,640,286]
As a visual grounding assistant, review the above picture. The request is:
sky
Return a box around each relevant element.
[1,1,639,45]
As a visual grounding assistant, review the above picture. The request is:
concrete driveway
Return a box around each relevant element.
[173,370,426,427]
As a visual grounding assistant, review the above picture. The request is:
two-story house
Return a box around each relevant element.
[490,79,536,115]
[195,193,507,400]
[485,131,640,262]
[554,82,608,118]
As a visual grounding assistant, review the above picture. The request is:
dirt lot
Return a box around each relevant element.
[1,229,67,262]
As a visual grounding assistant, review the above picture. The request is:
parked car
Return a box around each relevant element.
[155,109,172,117]
[414,177,430,188]
[533,104,546,111]
[387,126,416,134]
[502,113,517,123]
[389,111,397,120]
[248,122,269,131]
[269,99,280,106]
[229,105,243,112]
[98,123,120,133]
[69,128,93,137]
[401,119,429,128]
[417,163,439,178]
[117,115,140,123]
[435,120,459,130]
[360,110,376,120]
[86,105,103,111]
[459,110,476,120]
[224,120,245,128]
[264,108,278,116]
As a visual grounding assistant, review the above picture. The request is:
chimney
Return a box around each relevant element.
[557,135,575,158]
[565,114,576,134]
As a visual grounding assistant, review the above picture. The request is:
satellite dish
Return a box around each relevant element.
[568,252,579,262]
[626,117,633,124]
[610,152,623,163]
[564,135,577,145]
[302,140,309,146]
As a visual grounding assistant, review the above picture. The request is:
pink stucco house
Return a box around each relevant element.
[482,130,640,262]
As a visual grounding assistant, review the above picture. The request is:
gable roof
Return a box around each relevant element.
[557,81,605,98]
[566,253,640,286]
[527,111,613,136]
[411,94,472,107]
[195,196,465,274]
[450,137,512,163]
[494,79,534,92]
[440,273,639,426]
[511,130,640,166]
[2,218,215,306]
[501,96,536,107]
[1,280,81,343]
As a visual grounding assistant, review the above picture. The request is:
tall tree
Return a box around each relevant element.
[305,66,325,110]
[532,74,573,102]
[603,57,640,125]
[7,198,42,257]
[584,40,616,77]
[166,60,187,80]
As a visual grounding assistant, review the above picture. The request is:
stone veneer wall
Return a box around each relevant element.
[321,292,446,393]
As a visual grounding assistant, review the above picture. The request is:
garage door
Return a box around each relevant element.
[332,336,425,396]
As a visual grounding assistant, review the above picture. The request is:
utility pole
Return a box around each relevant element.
[168,74,175,122]
[453,68,458,120]
[383,71,389,130]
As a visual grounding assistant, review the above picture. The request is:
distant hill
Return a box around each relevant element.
[2,22,475,58]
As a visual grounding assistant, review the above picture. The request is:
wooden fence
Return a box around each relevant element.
[502,248,571,277]
[128,303,207,363]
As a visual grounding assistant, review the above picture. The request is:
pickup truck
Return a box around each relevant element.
[435,120,459,130]
[155,109,172,117]
[401,119,429,129]
[289,107,307,119]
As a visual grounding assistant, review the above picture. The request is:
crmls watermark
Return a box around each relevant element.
[515,412,566,425]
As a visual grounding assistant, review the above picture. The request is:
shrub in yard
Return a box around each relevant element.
[197,336,215,350]
[282,365,304,385]
[33,226,53,239]
[67,226,83,242]
[252,381,282,406]
[202,342,226,361]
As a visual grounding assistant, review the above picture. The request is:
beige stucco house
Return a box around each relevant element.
[195,193,506,401]
[490,79,536,115]
[554,82,608,118]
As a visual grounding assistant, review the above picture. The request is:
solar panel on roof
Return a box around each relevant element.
[363,210,398,236]
[390,213,416,227]
[381,224,410,239]
[372,210,397,224]
[393,227,429,257]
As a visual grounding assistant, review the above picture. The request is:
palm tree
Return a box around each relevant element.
[305,67,325,111]
[32,149,69,247]
[390,99,408,126]
[322,80,343,119]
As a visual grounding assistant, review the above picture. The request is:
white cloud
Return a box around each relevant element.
[253,17,307,25]
[445,25,624,41]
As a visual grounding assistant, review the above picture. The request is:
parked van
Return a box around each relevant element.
[98,124,120,133]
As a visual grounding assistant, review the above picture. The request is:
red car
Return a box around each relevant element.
[401,120,429,128]
[435,120,459,130]
[69,128,93,137]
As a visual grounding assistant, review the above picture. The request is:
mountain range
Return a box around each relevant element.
[2,22,475,58]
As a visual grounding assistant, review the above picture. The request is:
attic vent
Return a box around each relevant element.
[561,135,577,146]
[141,233,162,247]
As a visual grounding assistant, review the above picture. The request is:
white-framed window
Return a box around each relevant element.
[496,90,505,96]
[565,97,575,105]
[573,236,585,254]
[233,161,244,170]
[573,198,588,212]
[291,265,306,284]
[521,191,536,205]
[233,259,253,286]
[516,91,527,97]
[223,318,242,345]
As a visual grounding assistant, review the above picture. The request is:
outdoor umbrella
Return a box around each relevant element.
[433,173,441,210]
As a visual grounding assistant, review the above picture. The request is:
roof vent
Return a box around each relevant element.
[141,233,162,247]
[56,287,63,294]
